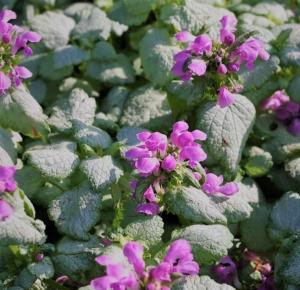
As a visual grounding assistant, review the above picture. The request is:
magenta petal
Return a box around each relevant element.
[175,31,195,43]
[164,239,192,263]
[218,182,239,196]
[136,202,160,215]
[191,129,207,141]
[0,9,17,22]
[123,241,145,275]
[217,63,228,74]
[106,264,127,279]
[0,166,16,180]
[202,173,223,194]
[172,260,200,275]
[91,276,116,290]
[0,200,13,221]
[191,34,212,54]
[125,147,150,160]
[144,186,156,202]
[218,86,235,108]
[135,157,160,175]
[136,131,151,142]
[220,15,237,30]
[172,121,189,133]
[179,145,207,162]
[22,31,42,42]
[0,72,11,94]
[177,131,194,147]
[161,154,177,172]
[188,59,207,76]
[95,255,111,266]
[5,180,17,192]
[14,66,32,79]
[150,262,172,282]
[288,118,300,136]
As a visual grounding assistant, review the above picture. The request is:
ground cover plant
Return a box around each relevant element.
[0,0,300,289]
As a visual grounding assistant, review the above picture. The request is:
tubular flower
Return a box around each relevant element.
[261,91,300,136]
[91,240,199,290]
[0,166,17,193]
[0,9,41,95]
[172,14,269,108]
[124,121,238,216]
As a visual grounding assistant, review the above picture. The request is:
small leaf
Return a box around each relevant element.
[0,213,45,246]
[0,87,49,138]
[30,11,75,49]
[53,45,90,70]
[80,156,123,191]
[196,94,255,176]
[241,205,274,252]
[73,120,112,150]
[120,85,173,131]
[139,28,177,86]
[165,186,227,225]
[72,7,112,43]
[48,183,102,240]
[48,88,96,133]
[0,128,17,166]
[244,146,273,177]
[85,55,135,85]
[172,224,233,265]
[24,142,80,180]
[269,192,300,242]
[124,215,164,247]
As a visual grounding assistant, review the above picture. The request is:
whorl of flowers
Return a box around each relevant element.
[0,9,41,95]
[124,121,238,216]
[91,239,199,290]
[172,14,270,108]
[261,90,300,136]
[0,165,17,221]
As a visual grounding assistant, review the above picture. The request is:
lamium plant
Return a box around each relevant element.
[0,1,299,290]
[172,15,270,108]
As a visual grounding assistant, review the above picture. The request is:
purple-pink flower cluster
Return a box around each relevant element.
[261,90,300,136]
[91,239,199,290]
[0,9,41,95]
[172,15,270,108]
[0,166,17,221]
[124,121,238,216]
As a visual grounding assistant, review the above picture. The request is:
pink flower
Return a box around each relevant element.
[12,31,42,55]
[217,64,228,74]
[123,242,145,276]
[220,15,237,46]
[260,90,290,111]
[10,66,32,87]
[179,145,207,165]
[0,9,16,22]
[188,59,207,76]
[190,34,212,55]
[0,166,17,193]
[0,200,14,221]
[175,31,195,43]
[171,51,193,82]
[161,155,177,172]
[288,118,300,136]
[136,202,160,215]
[231,38,269,70]
[135,157,160,176]
[0,72,11,95]
[143,186,156,202]
[212,256,240,286]
[202,173,239,196]
[218,86,235,108]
